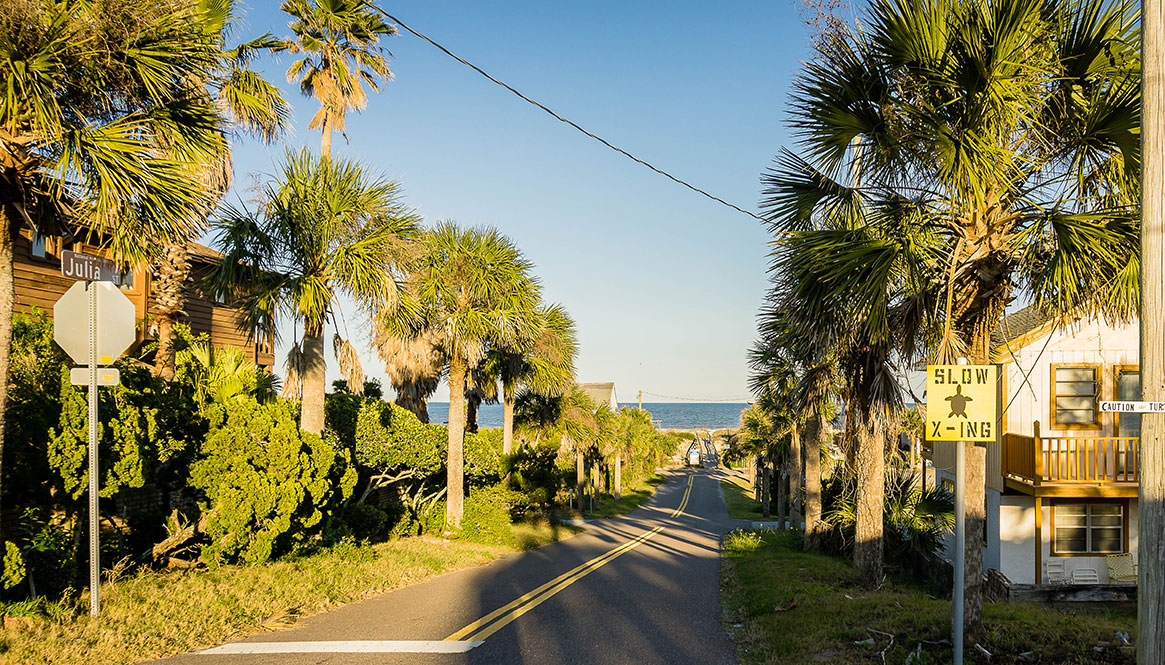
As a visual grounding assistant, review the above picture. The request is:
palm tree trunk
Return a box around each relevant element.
[854,421,885,588]
[613,452,622,499]
[321,118,333,158]
[844,400,857,474]
[466,394,479,434]
[502,392,515,486]
[0,212,15,548]
[950,325,999,642]
[299,325,327,434]
[150,241,189,381]
[576,448,585,508]
[503,392,515,456]
[789,425,803,529]
[446,354,468,529]
[803,415,824,551]
[154,318,176,381]
[754,455,763,501]
[591,460,600,501]
[761,456,771,519]
[776,461,788,530]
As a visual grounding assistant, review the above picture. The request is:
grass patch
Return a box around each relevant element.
[722,529,1136,664]
[510,518,583,550]
[584,474,666,518]
[0,538,512,665]
[720,472,763,520]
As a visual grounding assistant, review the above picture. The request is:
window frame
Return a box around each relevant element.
[1114,364,1140,437]
[1049,363,1102,431]
[1050,500,1128,556]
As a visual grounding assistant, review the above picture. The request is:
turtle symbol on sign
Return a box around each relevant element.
[946,384,973,418]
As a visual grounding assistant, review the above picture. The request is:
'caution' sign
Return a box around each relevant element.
[926,365,998,442]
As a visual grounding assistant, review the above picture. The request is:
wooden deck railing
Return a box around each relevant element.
[1002,428,1139,485]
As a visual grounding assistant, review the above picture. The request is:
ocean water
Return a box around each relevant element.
[425,402,748,430]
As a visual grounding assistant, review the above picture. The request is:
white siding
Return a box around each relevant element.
[1000,316,1139,437]
[996,496,1140,584]
[999,496,1036,583]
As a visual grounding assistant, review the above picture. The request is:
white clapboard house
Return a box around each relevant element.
[929,305,1140,586]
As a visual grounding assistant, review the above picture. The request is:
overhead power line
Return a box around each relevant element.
[640,391,751,403]
[370,6,766,223]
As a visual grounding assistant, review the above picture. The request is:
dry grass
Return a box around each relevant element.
[0,538,505,665]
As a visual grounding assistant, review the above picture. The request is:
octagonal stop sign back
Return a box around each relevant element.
[53,281,137,365]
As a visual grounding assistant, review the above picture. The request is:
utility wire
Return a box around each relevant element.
[370,6,766,223]
[640,391,751,403]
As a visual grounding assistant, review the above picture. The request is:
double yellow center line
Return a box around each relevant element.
[444,474,695,643]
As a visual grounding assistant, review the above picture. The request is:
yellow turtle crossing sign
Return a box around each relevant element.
[926,365,998,442]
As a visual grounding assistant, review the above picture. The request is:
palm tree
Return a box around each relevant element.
[738,403,778,518]
[374,329,445,422]
[279,0,396,156]
[763,0,1139,632]
[152,0,292,380]
[208,149,419,434]
[752,309,842,549]
[380,223,540,527]
[488,304,579,461]
[514,385,597,451]
[0,0,230,537]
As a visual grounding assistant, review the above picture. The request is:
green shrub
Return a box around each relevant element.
[5,308,68,511]
[507,443,564,516]
[422,499,447,535]
[340,503,389,542]
[13,510,75,599]
[461,485,516,546]
[2,542,26,591]
[464,429,503,486]
[327,536,377,563]
[723,529,764,553]
[324,390,367,451]
[189,400,358,564]
[354,400,445,474]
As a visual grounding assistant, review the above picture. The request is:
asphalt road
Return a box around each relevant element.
[151,469,742,665]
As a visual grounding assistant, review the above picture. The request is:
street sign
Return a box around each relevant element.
[53,281,136,364]
[69,367,120,386]
[60,249,131,286]
[1099,401,1165,413]
[925,364,998,442]
[52,280,136,619]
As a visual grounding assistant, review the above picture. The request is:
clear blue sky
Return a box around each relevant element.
[223,0,813,402]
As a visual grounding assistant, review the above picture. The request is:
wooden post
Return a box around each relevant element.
[1033,421,1043,486]
[1034,496,1042,585]
[1140,0,1165,653]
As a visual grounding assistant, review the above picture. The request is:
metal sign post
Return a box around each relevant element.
[53,275,136,618]
[926,360,998,665]
[86,284,99,619]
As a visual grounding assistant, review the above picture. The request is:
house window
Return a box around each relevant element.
[1116,366,1140,438]
[1053,503,1123,554]
[30,233,46,258]
[1051,364,1100,429]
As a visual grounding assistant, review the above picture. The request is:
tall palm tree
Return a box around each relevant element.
[380,223,540,527]
[152,0,292,380]
[374,329,445,422]
[514,385,596,451]
[208,149,419,434]
[488,304,579,461]
[279,0,396,156]
[762,0,1139,634]
[0,0,229,537]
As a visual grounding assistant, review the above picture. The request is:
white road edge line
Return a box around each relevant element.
[200,640,484,654]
